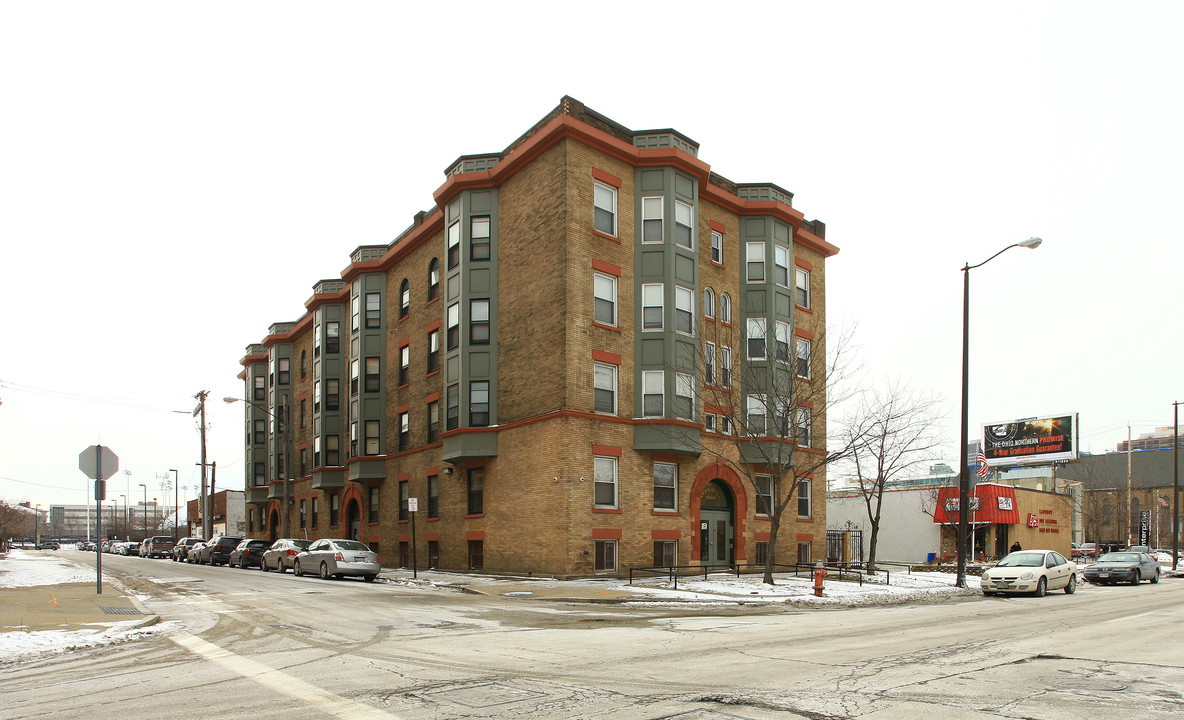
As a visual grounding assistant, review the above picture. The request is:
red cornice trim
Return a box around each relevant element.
[592,350,622,365]
[592,258,622,276]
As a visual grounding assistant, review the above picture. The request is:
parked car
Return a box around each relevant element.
[142,536,176,559]
[293,538,380,582]
[35,540,60,550]
[980,549,1077,597]
[260,538,312,573]
[202,536,244,566]
[1071,542,1098,560]
[173,537,206,562]
[228,539,270,569]
[1126,545,1152,554]
[118,541,141,556]
[1082,552,1161,585]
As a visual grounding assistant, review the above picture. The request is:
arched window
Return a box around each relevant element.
[720,293,732,324]
[703,288,715,319]
[399,279,410,319]
[428,258,440,301]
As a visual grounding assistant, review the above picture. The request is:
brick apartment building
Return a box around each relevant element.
[235,97,839,577]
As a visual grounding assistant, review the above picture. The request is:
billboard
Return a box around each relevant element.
[981,413,1078,466]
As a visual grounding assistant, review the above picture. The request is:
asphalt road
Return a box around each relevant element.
[3,553,1183,719]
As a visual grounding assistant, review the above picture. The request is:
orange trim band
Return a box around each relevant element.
[592,444,622,457]
[592,259,622,276]
[593,528,622,539]
[592,168,622,188]
[592,350,622,365]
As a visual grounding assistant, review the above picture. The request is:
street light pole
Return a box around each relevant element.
[170,469,179,540]
[139,483,147,540]
[119,494,126,540]
[957,237,1042,588]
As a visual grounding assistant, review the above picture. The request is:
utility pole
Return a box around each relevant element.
[1173,401,1180,573]
[195,390,211,539]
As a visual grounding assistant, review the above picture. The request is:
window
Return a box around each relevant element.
[399,345,409,386]
[300,351,307,379]
[469,381,489,426]
[674,286,693,334]
[349,421,358,457]
[467,467,484,515]
[427,400,439,443]
[300,448,307,476]
[721,415,733,435]
[330,493,340,526]
[774,246,790,287]
[642,283,663,330]
[427,474,439,518]
[365,357,380,393]
[642,370,664,418]
[398,281,409,319]
[747,318,767,359]
[703,288,714,319]
[748,395,767,435]
[705,413,716,432]
[797,541,812,564]
[299,500,307,529]
[399,480,409,521]
[796,407,812,447]
[594,363,616,414]
[427,329,440,373]
[428,258,440,301]
[775,321,791,362]
[326,378,339,411]
[253,462,265,485]
[311,497,319,527]
[313,436,321,467]
[446,384,459,430]
[350,359,359,396]
[326,321,340,353]
[721,346,732,388]
[594,456,617,507]
[253,376,265,401]
[399,411,409,451]
[470,216,490,261]
[654,462,677,510]
[746,242,765,282]
[253,419,265,445]
[595,539,617,571]
[705,342,716,385]
[720,293,731,324]
[674,372,694,421]
[314,321,322,357]
[326,435,340,466]
[642,196,663,243]
[447,220,460,269]
[365,419,380,455]
[369,487,379,523]
[278,358,290,385]
[594,273,617,326]
[798,478,811,518]
[796,337,811,378]
[755,541,769,565]
[755,474,772,516]
[674,200,693,248]
[796,267,810,308]
[711,231,723,264]
[470,299,490,344]
[447,303,460,350]
[468,539,484,570]
[654,540,677,567]
[594,182,617,235]
[351,293,360,333]
[366,292,382,328]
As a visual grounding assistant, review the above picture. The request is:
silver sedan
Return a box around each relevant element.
[293,539,380,582]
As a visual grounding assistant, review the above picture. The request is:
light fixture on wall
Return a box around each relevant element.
[443,467,454,475]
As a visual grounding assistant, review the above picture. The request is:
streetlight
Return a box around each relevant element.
[169,469,179,540]
[119,494,127,540]
[957,236,1042,588]
[225,396,292,538]
[139,483,147,540]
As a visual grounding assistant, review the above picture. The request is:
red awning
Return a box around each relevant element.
[933,484,1020,525]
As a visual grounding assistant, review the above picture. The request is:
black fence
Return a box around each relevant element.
[629,560,907,591]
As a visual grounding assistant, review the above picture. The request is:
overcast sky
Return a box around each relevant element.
[3,1,1182,510]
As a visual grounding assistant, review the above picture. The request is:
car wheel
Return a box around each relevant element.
[319,562,332,580]
[363,574,376,583]
[1034,577,1047,597]
[1151,570,1159,584]
[294,560,303,577]
[239,558,247,569]
[1064,575,1076,594]
[260,559,268,572]
[1131,570,1140,586]
[277,561,286,574]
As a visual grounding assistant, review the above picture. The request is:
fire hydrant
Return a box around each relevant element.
[812,562,826,597]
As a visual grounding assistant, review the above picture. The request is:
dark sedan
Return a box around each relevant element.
[1083,552,1161,585]
[228,539,270,569]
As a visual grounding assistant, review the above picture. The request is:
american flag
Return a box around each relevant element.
[1160,497,1170,508]
[975,451,990,479]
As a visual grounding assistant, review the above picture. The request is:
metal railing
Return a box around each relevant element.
[628,561,907,590]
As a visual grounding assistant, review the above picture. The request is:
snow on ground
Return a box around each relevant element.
[0,548,166,666]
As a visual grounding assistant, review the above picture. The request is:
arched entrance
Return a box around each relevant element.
[268,507,279,541]
[347,499,362,541]
[700,480,734,566]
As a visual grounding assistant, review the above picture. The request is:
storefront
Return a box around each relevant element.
[933,483,1071,559]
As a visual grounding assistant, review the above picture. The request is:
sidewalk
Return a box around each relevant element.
[0,582,154,633]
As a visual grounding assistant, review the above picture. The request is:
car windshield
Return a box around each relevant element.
[1098,553,1139,563]
[334,540,371,551]
[996,552,1046,567]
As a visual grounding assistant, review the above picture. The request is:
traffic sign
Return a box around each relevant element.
[79,445,119,480]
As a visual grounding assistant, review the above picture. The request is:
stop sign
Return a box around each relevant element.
[79,445,119,480]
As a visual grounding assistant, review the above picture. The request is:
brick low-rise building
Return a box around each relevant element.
[235,97,839,577]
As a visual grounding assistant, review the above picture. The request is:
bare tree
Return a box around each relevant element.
[684,316,862,584]
[838,385,946,573]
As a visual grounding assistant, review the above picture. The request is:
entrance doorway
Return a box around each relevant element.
[347,500,361,540]
[699,480,734,566]
[268,509,279,541]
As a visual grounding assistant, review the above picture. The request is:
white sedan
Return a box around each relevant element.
[981,549,1077,597]
[293,538,380,582]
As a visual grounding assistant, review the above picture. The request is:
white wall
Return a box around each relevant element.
[827,488,943,564]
